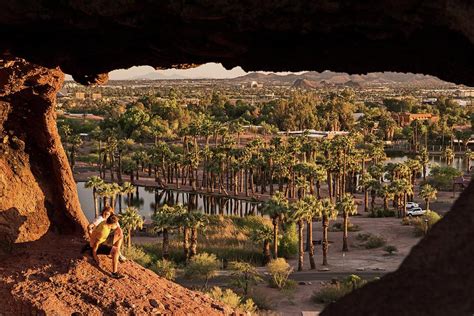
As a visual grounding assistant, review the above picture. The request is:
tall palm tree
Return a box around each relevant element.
[261,191,289,259]
[289,199,311,271]
[120,206,144,248]
[184,211,209,259]
[336,193,358,252]
[419,184,438,211]
[120,182,136,208]
[320,198,337,266]
[85,176,104,218]
[152,204,183,259]
[464,149,474,173]
[250,225,274,265]
[417,148,430,181]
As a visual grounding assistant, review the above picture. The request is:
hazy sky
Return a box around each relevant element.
[110,63,246,79]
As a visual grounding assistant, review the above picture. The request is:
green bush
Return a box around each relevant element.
[356,232,371,241]
[369,208,396,218]
[412,211,441,236]
[312,275,367,305]
[152,259,176,280]
[279,222,298,258]
[330,222,361,232]
[207,287,257,313]
[312,283,351,304]
[122,246,152,267]
[383,245,398,255]
[266,258,293,290]
[365,235,386,249]
[229,261,262,295]
[184,253,219,287]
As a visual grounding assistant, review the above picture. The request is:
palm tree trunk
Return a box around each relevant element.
[322,217,329,266]
[272,217,279,259]
[298,220,304,271]
[162,228,169,259]
[190,227,198,258]
[308,221,316,269]
[342,213,349,252]
[93,190,99,218]
[263,241,271,265]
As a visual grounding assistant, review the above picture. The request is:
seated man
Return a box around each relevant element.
[87,206,113,237]
[89,214,124,279]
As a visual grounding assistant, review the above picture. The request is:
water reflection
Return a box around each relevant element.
[77,182,261,221]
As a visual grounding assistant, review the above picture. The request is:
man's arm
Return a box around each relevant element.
[87,224,95,237]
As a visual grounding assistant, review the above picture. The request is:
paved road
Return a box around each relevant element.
[176,271,388,287]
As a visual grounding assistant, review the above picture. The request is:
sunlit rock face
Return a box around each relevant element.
[0,55,87,247]
[1,1,474,85]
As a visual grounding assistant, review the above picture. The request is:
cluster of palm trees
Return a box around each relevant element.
[260,191,356,271]
[151,204,209,262]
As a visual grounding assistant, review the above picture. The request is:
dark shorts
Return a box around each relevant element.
[81,244,113,255]
[97,244,113,255]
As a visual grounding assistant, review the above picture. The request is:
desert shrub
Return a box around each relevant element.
[365,235,386,249]
[266,258,293,289]
[229,261,262,295]
[184,253,219,288]
[122,246,152,267]
[401,217,411,226]
[279,222,298,258]
[312,275,367,305]
[152,259,176,280]
[330,222,361,232]
[383,245,398,255]
[356,232,371,241]
[248,292,273,310]
[413,211,441,236]
[207,287,257,313]
[369,208,396,218]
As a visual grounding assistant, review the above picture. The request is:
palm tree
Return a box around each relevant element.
[378,184,394,211]
[289,199,310,271]
[250,225,274,265]
[152,204,183,259]
[260,191,289,259]
[417,148,430,181]
[120,182,136,208]
[320,198,337,266]
[443,147,455,165]
[120,206,144,248]
[85,176,104,218]
[464,149,474,173]
[419,184,438,211]
[305,196,322,270]
[336,193,358,252]
[184,211,209,259]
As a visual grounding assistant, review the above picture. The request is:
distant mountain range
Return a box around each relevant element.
[114,68,455,88]
[231,71,454,88]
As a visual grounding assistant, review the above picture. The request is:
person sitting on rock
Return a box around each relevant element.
[89,214,124,279]
[86,206,127,263]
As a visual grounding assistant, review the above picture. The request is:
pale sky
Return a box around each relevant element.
[65,63,307,80]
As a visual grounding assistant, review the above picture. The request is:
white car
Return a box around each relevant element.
[406,202,419,209]
[407,207,426,216]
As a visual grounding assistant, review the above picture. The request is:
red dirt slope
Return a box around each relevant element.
[0,235,232,315]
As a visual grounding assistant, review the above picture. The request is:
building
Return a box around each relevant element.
[392,112,439,127]
[91,93,102,100]
[75,92,85,99]
[278,130,349,139]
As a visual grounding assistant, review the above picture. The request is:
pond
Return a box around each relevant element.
[386,155,466,175]
[77,182,262,222]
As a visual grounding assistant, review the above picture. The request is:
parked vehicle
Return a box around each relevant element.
[407,207,426,216]
[406,202,419,209]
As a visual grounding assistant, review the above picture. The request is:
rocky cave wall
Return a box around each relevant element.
[0,55,88,248]
[1,0,474,85]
